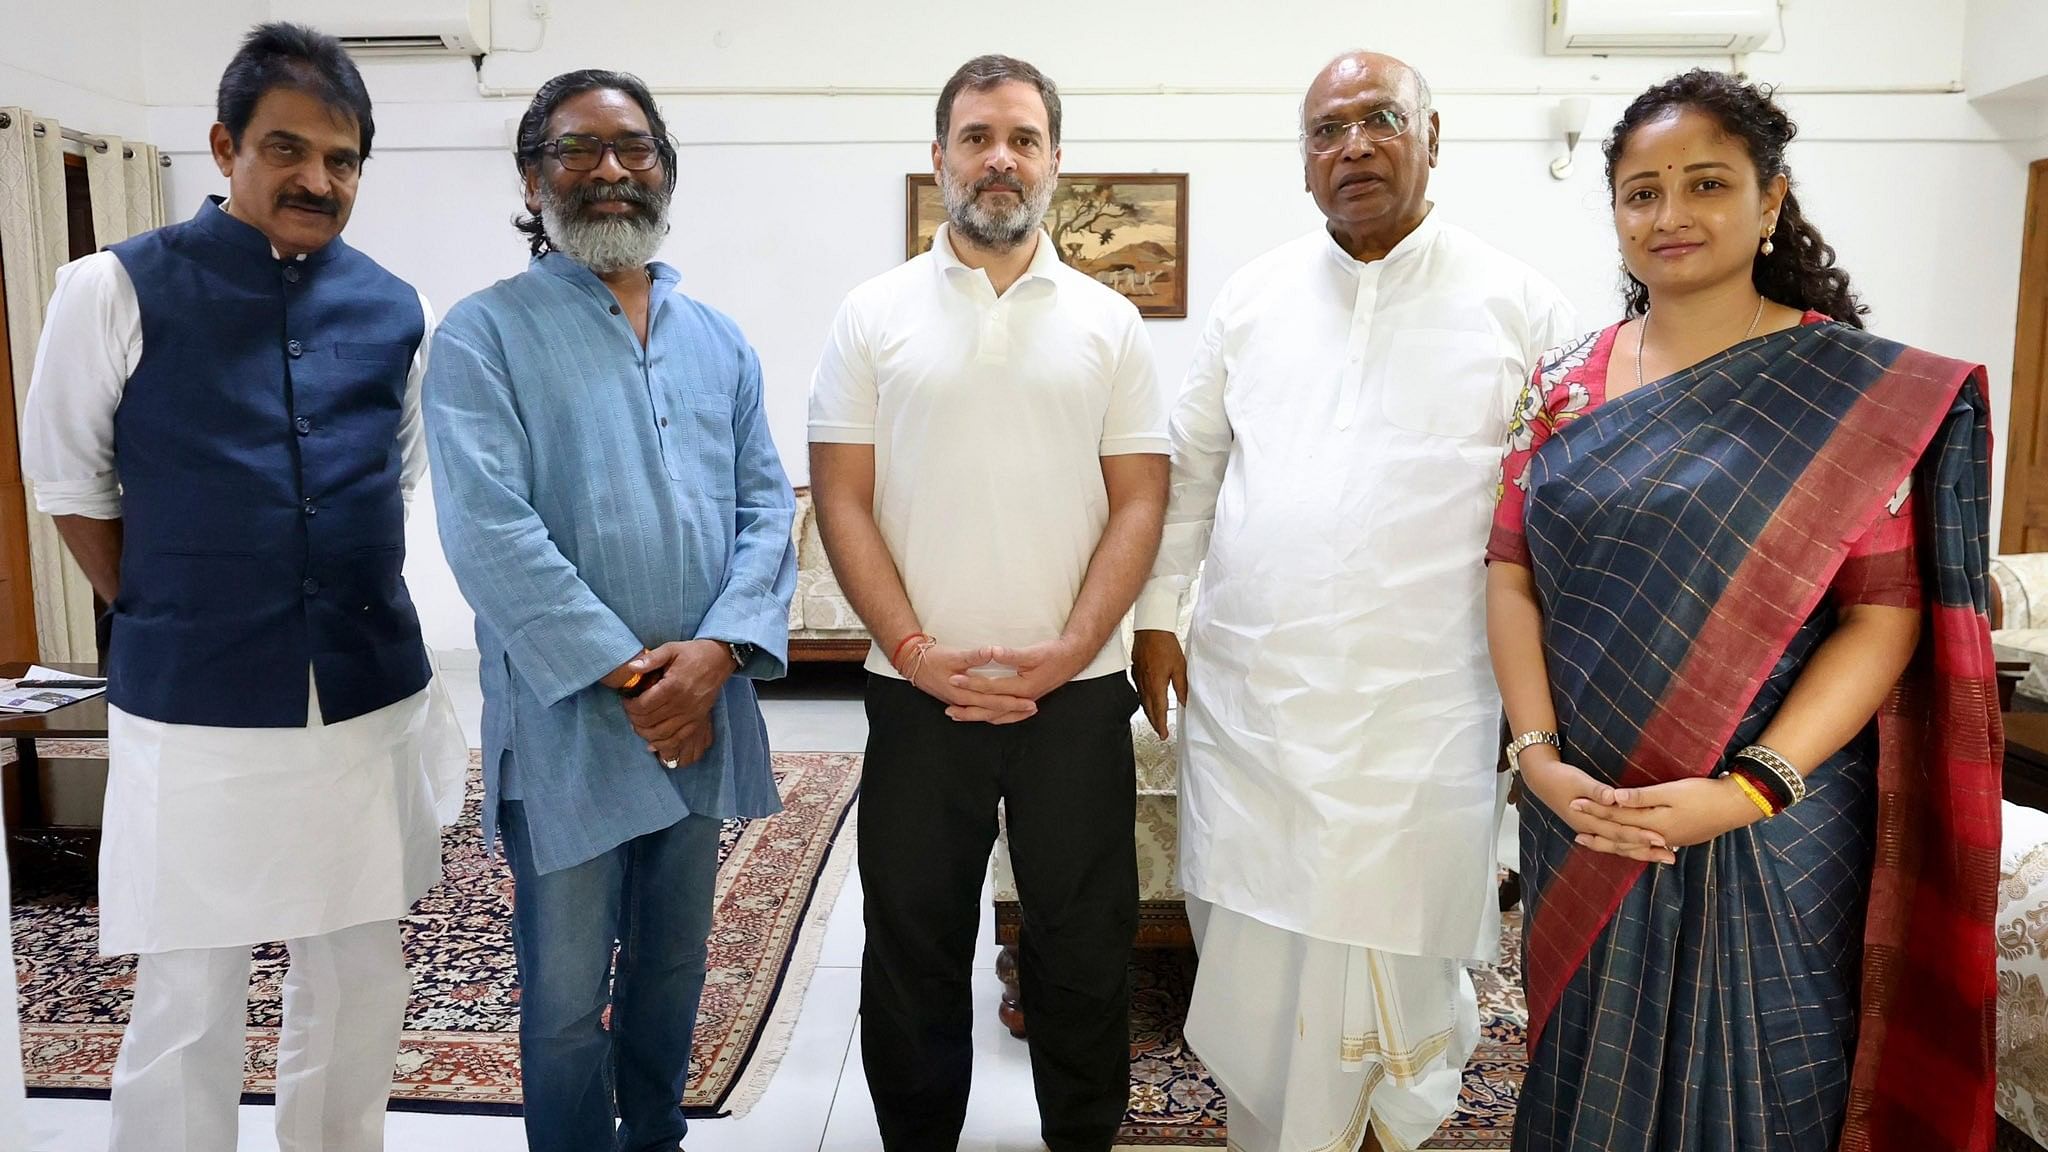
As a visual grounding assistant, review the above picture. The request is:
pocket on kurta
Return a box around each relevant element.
[1377,329,1505,440]
[662,390,737,493]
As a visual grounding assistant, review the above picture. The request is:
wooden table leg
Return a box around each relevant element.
[12,738,40,827]
[996,942,1027,1040]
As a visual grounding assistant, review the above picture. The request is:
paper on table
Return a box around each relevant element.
[0,665,106,714]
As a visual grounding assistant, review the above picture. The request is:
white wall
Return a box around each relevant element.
[12,0,2034,653]
[0,0,148,135]
[1966,0,2048,102]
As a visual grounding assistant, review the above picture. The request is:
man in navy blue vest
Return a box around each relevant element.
[20,24,464,1152]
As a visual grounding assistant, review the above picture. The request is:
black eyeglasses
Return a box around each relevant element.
[537,134,664,172]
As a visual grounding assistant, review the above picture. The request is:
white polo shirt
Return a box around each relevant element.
[809,223,1168,680]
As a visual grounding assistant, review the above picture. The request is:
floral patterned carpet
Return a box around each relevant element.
[8,744,862,1117]
[6,740,1521,1145]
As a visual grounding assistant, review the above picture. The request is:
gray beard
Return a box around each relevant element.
[941,170,1055,252]
[541,189,669,275]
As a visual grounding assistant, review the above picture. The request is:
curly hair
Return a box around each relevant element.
[512,69,679,258]
[1603,69,1866,328]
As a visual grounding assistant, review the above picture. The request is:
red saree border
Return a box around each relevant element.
[1522,344,1998,1150]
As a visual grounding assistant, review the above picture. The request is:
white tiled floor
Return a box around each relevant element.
[22,662,1050,1152]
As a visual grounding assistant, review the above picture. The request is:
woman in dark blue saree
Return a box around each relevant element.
[1485,71,1999,1152]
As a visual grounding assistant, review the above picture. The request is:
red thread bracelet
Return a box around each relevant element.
[890,632,930,668]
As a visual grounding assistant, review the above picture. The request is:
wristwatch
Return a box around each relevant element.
[724,641,757,671]
[1502,730,1561,776]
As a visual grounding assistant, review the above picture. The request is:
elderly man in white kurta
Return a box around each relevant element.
[1132,53,1575,1152]
[19,25,462,1152]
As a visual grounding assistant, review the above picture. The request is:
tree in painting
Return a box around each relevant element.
[1046,182,1135,264]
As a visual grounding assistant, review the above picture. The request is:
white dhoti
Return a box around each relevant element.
[100,668,465,1152]
[1186,899,1479,1152]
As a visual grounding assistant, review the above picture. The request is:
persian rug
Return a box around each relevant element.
[1114,910,1524,1149]
[7,738,1521,1143]
[7,742,862,1118]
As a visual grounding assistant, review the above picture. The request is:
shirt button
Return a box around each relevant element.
[302,499,317,517]
[294,416,312,436]
[301,578,319,595]
[287,339,303,358]
[659,416,669,428]
[283,266,300,284]
[609,304,622,316]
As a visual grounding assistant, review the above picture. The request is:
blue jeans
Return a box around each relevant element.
[501,800,722,1152]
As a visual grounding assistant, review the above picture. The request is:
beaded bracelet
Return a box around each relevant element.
[1733,744,1807,808]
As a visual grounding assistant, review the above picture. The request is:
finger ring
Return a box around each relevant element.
[662,756,679,769]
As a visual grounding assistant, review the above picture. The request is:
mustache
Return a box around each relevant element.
[973,172,1025,194]
[566,179,662,215]
[276,190,340,215]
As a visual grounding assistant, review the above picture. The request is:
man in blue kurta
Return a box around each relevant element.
[422,68,795,1152]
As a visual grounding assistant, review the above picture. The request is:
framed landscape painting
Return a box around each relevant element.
[906,172,1189,318]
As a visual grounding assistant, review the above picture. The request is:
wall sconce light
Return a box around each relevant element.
[1549,96,1591,181]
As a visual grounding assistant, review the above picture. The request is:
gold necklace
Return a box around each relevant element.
[1636,295,1767,392]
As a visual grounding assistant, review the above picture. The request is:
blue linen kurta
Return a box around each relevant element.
[424,254,795,874]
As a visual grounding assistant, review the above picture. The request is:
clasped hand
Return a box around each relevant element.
[603,641,734,768]
[910,637,1088,724]
[1520,755,1767,866]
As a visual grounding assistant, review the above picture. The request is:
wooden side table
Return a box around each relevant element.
[0,661,108,828]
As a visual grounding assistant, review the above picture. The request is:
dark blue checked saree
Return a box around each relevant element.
[1487,314,2000,1152]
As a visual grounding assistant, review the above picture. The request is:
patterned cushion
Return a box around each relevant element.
[800,570,866,633]
[787,492,811,631]
[1997,629,2048,705]
[790,487,869,639]
[1997,555,2048,631]
[993,791,1183,903]
[1991,555,2048,704]
[1999,800,2048,1142]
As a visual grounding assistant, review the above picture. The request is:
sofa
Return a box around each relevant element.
[2001,801,2048,1149]
[788,487,872,661]
[1995,553,2048,705]
[1979,554,2048,1147]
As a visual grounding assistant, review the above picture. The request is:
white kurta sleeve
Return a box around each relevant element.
[1498,275,1580,425]
[399,290,435,514]
[1133,305,1232,632]
[20,253,141,520]
[1527,276,1580,365]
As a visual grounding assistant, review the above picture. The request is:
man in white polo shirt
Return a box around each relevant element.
[808,53,1168,1152]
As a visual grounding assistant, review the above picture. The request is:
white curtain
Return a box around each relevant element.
[0,110,165,665]
[84,131,166,251]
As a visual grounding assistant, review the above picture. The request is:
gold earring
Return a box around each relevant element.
[1761,236,1775,256]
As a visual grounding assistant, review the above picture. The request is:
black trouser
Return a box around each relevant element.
[859,671,1139,1152]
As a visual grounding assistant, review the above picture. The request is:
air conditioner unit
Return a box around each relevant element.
[269,0,491,56]
[1546,0,1778,54]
